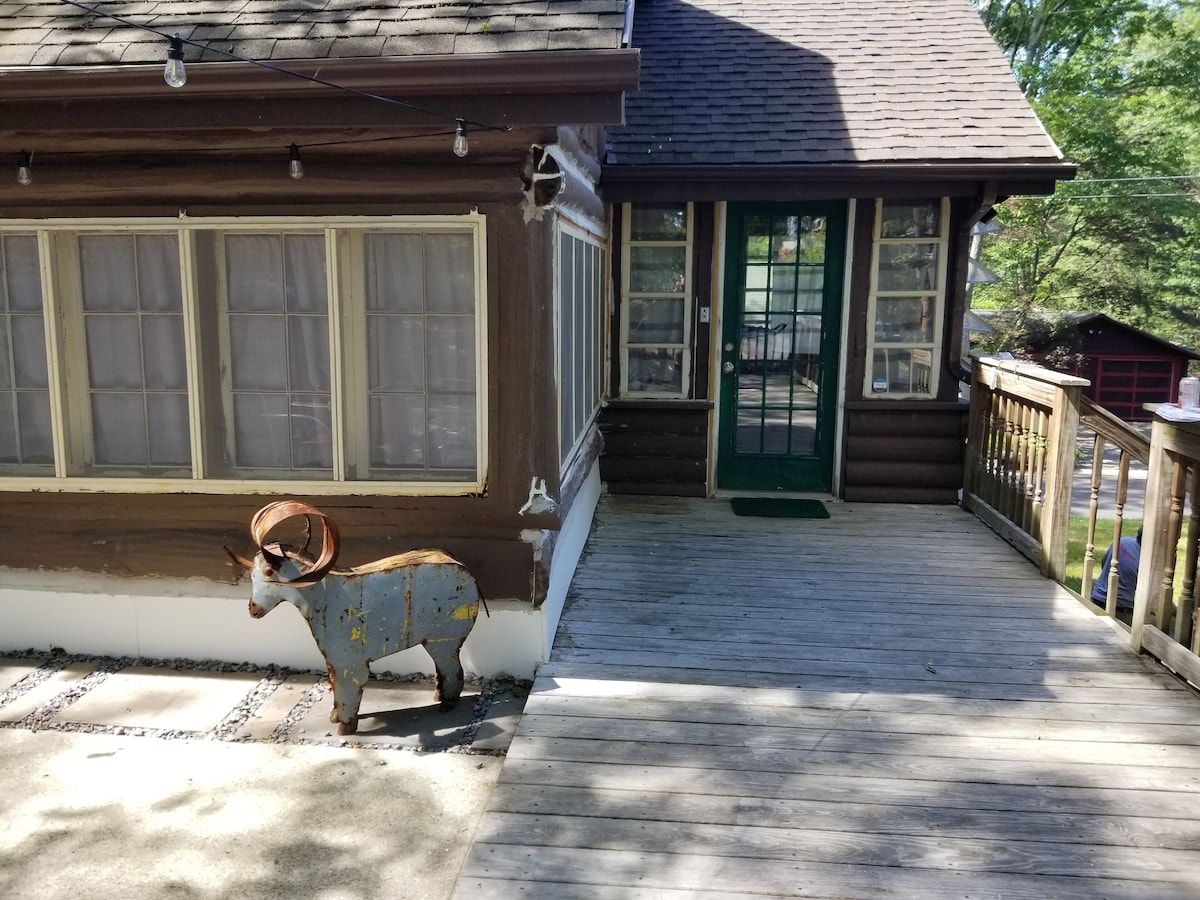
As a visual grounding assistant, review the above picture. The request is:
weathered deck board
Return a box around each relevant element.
[455,498,1200,899]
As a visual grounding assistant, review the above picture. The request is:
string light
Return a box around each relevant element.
[56,0,507,155]
[453,119,469,158]
[288,144,304,180]
[16,151,32,186]
[164,34,187,88]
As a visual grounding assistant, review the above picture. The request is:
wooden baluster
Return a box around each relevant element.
[1031,407,1048,538]
[1177,462,1200,648]
[1081,433,1105,604]
[1104,454,1130,619]
[1157,456,1187,632]
[984,387,1002,508]
[1004,397,1020,521]
[1015,401,1031,531]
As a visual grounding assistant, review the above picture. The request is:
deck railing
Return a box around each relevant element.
[1077,397,1150,617]
[1132,414,1200,689]
[963,356,1088,581]
[964,360,1200,688]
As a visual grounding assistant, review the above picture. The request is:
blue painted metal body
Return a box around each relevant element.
[247,548,481,735]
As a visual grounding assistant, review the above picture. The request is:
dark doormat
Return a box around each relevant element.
[730,497,830,519]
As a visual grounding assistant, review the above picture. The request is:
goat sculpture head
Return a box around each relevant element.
[225,500,341,617]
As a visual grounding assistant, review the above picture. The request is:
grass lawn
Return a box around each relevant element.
[1063,515,1142,598]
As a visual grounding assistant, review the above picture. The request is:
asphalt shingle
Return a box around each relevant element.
[607,0,1062,167]
[0,0,627,66]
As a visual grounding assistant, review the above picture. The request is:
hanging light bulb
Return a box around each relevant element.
[164,35,187,88]
[453,119,469,158]
[288,144,305,180]
[16,151,32,186]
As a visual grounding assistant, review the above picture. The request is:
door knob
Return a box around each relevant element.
[722,361,735,374]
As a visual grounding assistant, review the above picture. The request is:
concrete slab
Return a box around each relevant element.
[0,657,40,694]
[0,728,502,900]
[469,685,529,753]
[0,661,97,722]
[289,680,482,750]
[233,673,322,741]
[57,667,261,732]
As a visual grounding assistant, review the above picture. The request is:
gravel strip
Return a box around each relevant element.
[0,649,528,754]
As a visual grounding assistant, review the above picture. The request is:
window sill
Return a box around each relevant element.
[605,398,714,411]
[0,476,485,496]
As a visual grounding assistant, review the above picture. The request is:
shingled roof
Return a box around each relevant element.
[607,0,1063,167]
[0,0,629,67]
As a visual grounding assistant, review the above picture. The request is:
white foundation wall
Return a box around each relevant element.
[0,464,601,680]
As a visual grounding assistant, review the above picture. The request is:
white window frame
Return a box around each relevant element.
[555,217,608,473]
[619,202,693,398]
[863,197,950,400]
[0,215,488,496]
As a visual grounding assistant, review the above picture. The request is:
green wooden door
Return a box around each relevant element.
[717,202,847,492]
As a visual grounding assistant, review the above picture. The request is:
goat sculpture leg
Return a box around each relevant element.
[423,636,469,709]
[326,660,369,735]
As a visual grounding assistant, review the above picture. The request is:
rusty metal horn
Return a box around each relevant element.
[248,500,340,587]
[222,545,255,570]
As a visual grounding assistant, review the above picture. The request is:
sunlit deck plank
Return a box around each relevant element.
[456,497,1200,899]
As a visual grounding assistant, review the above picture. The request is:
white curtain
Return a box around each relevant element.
[226,233,331,472]
[364,233,475,475]
[79,234,189,469]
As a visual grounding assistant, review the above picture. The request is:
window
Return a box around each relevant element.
[556,221,607,470]
[0,234,53,473]
[620,203,692,397]
[864,198,949,399]
[0,216,487,494]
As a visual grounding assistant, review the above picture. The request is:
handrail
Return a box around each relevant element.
[963,356,1088,580]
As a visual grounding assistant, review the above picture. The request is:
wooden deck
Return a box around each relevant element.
[455,497,1200,899]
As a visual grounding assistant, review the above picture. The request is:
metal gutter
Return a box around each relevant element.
[0,49,641,101]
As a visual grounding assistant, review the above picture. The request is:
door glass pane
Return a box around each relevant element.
[629,246,686,293]
[877,243,939,291]
[871,348,932,395]
[733,213,827,459]
[874,296,934,343]
[629,204,687,241]
[879,200,940,238]
[627,348,683,393]
[627,298,684,344]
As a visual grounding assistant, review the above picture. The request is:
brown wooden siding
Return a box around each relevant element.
[842,400,968,503]
[598,402,711,497]
[0,135,570,604]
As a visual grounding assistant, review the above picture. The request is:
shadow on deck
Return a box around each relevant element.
[457,496,1200,899]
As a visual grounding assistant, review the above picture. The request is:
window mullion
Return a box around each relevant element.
[325,227,346,482]
[178,228,205,479]
[37,230,70,478]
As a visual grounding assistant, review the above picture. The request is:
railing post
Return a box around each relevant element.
[1039,378,1081,582]
[1133,419,1172,652]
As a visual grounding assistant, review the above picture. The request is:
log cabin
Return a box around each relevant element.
[0,0,1072,676]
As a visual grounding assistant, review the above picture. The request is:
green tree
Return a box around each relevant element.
[972,1,1200,358]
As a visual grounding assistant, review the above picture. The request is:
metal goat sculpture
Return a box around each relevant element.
[226,501,483,735]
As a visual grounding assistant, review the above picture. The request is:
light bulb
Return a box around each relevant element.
[164,35,187,88]
[16,151,31,186]
[453,119,469,158]
[288,144,305,180]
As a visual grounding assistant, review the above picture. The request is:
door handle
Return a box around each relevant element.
[722,361,735,375]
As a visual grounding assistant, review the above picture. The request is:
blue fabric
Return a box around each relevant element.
[1090,536,1141,609]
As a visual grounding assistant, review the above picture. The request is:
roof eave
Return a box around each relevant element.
[600,161,1077,202]
[0,48,641,101]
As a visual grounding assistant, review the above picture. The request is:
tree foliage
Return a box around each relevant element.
[972,1,1200,360]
